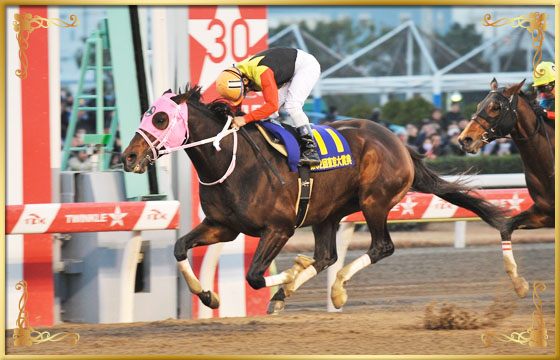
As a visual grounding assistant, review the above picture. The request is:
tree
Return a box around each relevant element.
[382,97,434,126]
[436,22,489,71]
[269,17,378,74]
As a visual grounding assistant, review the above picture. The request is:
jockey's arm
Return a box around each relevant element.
[538,96,555,120]
[242,68,279,123]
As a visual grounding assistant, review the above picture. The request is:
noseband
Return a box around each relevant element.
[471,88,519,143]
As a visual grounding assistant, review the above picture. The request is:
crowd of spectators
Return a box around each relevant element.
[61,88,122,171]
[366,101,518,159]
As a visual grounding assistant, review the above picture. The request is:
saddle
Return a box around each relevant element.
[255,121,354,172]
[254,120,355,228]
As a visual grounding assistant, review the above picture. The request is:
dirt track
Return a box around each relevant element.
[6,223,556,357]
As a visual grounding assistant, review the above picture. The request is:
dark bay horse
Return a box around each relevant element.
[122,85,507,312]
[458,78,555,298]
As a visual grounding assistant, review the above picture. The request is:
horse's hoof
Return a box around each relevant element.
[330,285,348,309]
[267,300,285,315]
[199,290,220,309]
[513,277,529,298]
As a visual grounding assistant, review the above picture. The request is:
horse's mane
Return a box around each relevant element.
[171,84,234,123]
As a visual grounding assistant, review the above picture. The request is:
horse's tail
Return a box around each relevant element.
[407,146,507,230]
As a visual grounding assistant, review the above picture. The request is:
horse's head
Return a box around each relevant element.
[121,85,234,173]
[458,78,525,154]
[121,90,189,173]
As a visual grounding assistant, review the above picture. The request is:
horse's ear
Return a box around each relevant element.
[163,89,172,95]
[505,79,526,96]
[490,78,498,91]
[170,94,186,104]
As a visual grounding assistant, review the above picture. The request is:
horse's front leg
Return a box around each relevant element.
[501,205,552,298]
[174,218,239,309]
[246,227,295,290]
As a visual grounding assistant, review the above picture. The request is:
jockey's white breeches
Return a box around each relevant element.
[277,50,321,128]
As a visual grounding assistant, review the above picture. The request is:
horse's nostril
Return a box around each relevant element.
[122,152,137,165]
[461,137,472,146]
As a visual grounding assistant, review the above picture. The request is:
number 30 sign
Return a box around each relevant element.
[189,6,268,113]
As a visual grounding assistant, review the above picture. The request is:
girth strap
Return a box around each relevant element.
[294,166,314,228]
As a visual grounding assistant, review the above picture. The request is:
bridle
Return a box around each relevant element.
[472,87,554,170]
[135,101,239,186]
[136,103,188,164]
[471,87,519,144]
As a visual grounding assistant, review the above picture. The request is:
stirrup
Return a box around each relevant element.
[299,151,321,167]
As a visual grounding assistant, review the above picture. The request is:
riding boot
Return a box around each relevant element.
[296,125,321,167]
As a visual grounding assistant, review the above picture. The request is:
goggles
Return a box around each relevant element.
[536,82,555,94]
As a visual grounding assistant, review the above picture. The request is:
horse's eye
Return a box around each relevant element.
[492,105,500,111]
[152,112,169,129]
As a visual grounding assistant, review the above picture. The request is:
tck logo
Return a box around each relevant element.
[147,209,167,221]
[25,213,46,225]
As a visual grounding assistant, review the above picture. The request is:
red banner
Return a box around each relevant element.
[344,188,532,223]
[6,201,180,234]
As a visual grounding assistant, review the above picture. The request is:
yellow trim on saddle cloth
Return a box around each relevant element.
[255,123,288,157]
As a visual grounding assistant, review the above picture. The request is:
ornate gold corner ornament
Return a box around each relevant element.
[481,281,547,347]
[13,12,79,79]
[481,12,547,81]
[13,280,79,347]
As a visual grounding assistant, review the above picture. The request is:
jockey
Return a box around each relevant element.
[215,47,321,167]
[532,61,555,121]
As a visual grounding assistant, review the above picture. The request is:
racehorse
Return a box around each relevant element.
[458,78,555,298]
[121,85,507,313]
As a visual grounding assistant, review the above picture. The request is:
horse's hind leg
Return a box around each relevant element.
[268,220,339,314]
[331,210,394,309]
[500,205,552,298]
[174,218,239,309]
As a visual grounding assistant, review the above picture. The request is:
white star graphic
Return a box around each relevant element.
[189,6,268,89]
[400,195,418,215]
[506,193,525,212]
[109,206,127,227]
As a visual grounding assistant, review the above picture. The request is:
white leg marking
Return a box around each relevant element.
[341,254,371,282]
[502,241,519,276]
[291,265,317,292]
[178,259,202,294]
[265,272,290,287]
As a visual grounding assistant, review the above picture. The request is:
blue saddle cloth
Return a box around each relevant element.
[258,121,354,172]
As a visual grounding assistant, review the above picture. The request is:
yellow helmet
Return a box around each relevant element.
[533,61,555,87]
[216,67,245,106]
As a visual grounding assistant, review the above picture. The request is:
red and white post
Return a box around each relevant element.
[6,5,61,327]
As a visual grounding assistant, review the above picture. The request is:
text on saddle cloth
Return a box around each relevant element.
[257,121,354,172]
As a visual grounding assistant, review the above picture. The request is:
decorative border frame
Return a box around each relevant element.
[482,281,548,347]
[12,281,79,347]
[13,12,78,79]
[1,2,558,359]
[481,12,548,80]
